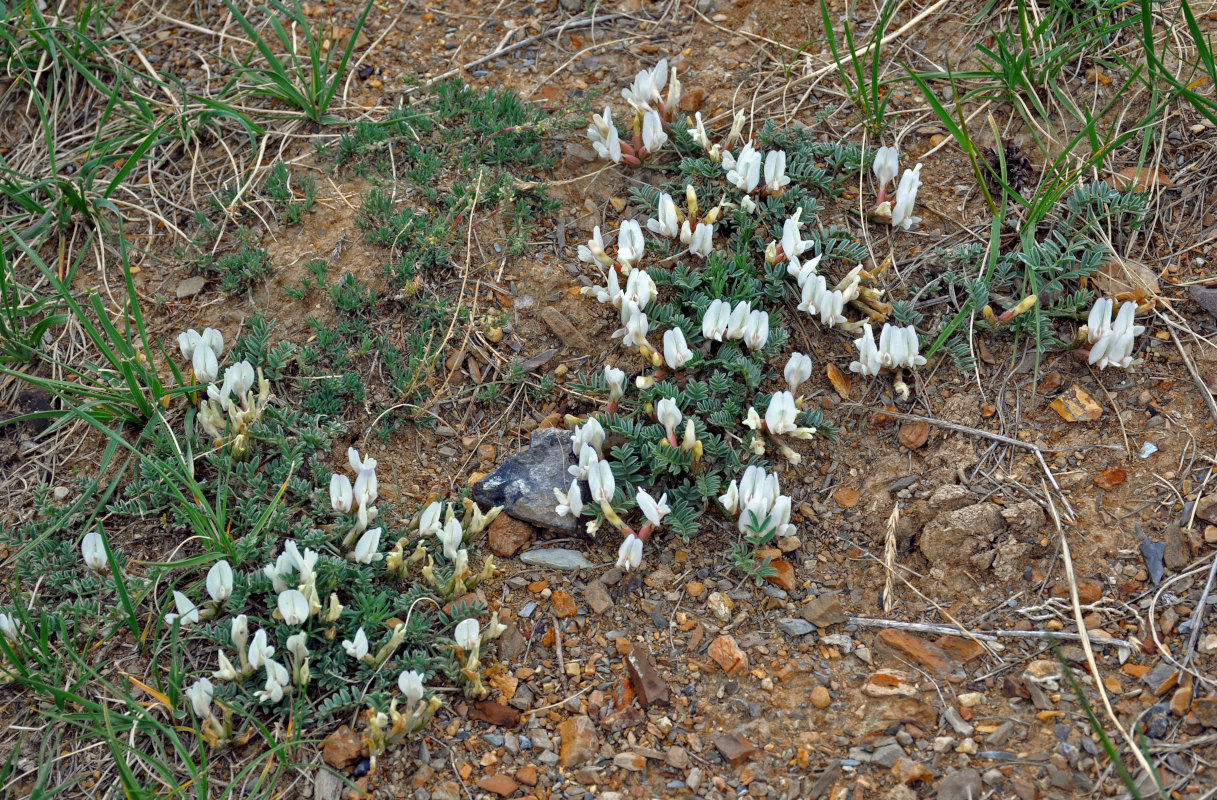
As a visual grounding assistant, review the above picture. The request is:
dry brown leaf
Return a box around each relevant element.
[833,487,860,508]
[1111,167,1174,191]
[897,421,930,449]
[826,363,851,400]
[1050,386,1103,422]
[1095,259,1160,298]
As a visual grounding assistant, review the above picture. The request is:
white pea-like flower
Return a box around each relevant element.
[688,222,714,258]
[624,268,655,309]
[81,531,107,572]
[192,346,219,384]
[588,460,616,504]
[554,480,584,519]
[619,302,650,349]
[1087,299,1144,370]
[622,59,668,111]
[277,589,310,626]
[663,328,693,370]
[764,150,790,193]
[742,310,769,351]
[206,560,233,604]
[329,474,353,513]
[222,360,255,401]
[726,301,751,340]
[256,658,290,704]
[636,490,671,528]
[719,480,739,515]
[656,397,682,443]
[725,142,762,192]
[890,163,923,231]
[399,669,425,706]
[616,534,643,572]
[352,527,383,564]
[647,193,681,239]
[617,220,646,269]
[0,613,21,643]
[782,213,813,261]
[165,591,200,628]
[702,299,730,342]
[454,618,480,653]
[873,146,900,191]
[587,106,622,163]
[569,443,599,481]
[179,327,224,361]
[764,391,806,437]
[343,627,369,660]
[186,678,214,719]
[605,366,627,404]
[232,615,249,654]
[578,226,614,268]
[248,628,274,669]
[438,518,464,562]
[418,501,444,538]
[785,352,813,395]
[572,415,605,458]
[641,109,668,153]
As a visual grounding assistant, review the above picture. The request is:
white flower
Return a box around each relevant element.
[641,109,668,153]
[343,627,370,660]
[438,517,464,562]
[850,323,925,375]
[702,299,730,342]
[725,110,747,150]
[681,419,697,453]
[263,554,292,593]
[232,615,249,654]
[214,650,239,681]
[719,480,739,515]
[572,416,605,458]
[797,275,848,326]
[739,465,779,511]
[663,328,693,370]
[764,150,790,193]
[765,391,813,439]
[0,613,20,643]
[1087,299,1144,370]
[688,112,713,152]
[726,143,762,192]
[248,628,274,669]
[418,501,444,538]
[179,328,224,361]
[785,352,813,394]
[222,360,255,401]
[192,346,219,384]
[454,618,480,653]
[849,323,883,377]
[782,213,813,261]
[165,591,200,628]
[587,265,623,308]
[178,329,202,361]
[636,490,670,528]
[624,268,655,309]
[726,301,751,340]
[656,397,682,443]
[588,460,616,504]
[647,194,681,239]
[617,220,646,269]
[616,534,643,572]
[284,541,319,586]
[873,146,900,190]
[569,442,599,481]
[622,58,668,111]
[890,163,923,230]
[186,678,214,719]
[399,669,425,706]
[256,658,290,703]
[787,254,822,287]
[277,589,309,626]
[352,528,383,564]
[619,301,650,349]
[688,222,714,258]
[81,531,107,572]
[329,474,353,513]
[578,226,614,268]
[742,310,769,351]
[206,560,233,604]
[352,467,378,510]
[587,106,622,163]
[554,480,584,518]
[605,366,627,403]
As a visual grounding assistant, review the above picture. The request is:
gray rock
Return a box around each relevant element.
[871,743,904,767]
[777,618,815,637]
[801,592,846,627]
[943,706,974,737]
[520,548,594,571]
[936,768,982,800]
[175,276,206,299]
[314,770,344,800]
[473,429,577,532]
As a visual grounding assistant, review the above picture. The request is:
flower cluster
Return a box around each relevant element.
[722,141,789,195]
[871,145,923,230]
[452,613,508,699]
[1083,297,1144,370]
[385,497,500,601]
[180,328,271,457]
[849,323,928,377]
[719,465,796,542]
[702,299,770,351]
[587,59,680,165]
[330,447,381,548]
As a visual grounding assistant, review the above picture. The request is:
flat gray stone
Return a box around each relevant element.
[314,770,344,800]
[472,428,576,532]
[175,276,206,298]
[519,548,594,571]
[936,768,982,800]
[871,743,905,768]
[777,618,815,637]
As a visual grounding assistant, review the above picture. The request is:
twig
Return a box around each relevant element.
[849,617,1131,649]
[550,613,568,691]
[881,504,899,613]
[843,403,1075,520]
[1159,311,1217,425]
[426,14,629,85]
[1180,555,1217,675]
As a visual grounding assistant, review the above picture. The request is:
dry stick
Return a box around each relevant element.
[842,403,1075,520]
[551,613,568,692]
[1043,480,1160,792]
[850,618,1132,649]
[426,13,630,85]
[1159,310,1217,425]
[1181,556,1217,674]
